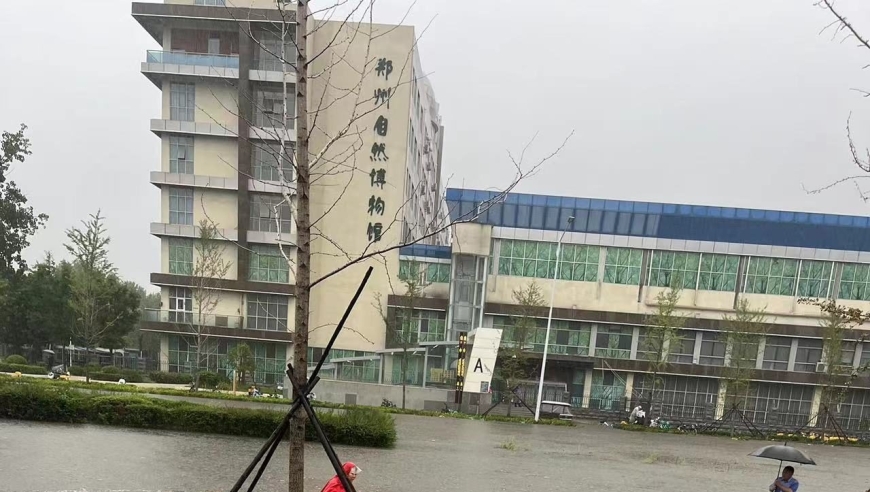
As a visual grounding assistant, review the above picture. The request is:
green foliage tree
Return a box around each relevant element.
[65,212,139,381]
[721,298,768,426]
[0,124,47,277]
[0,255,73,357]
[496,281,545,416]
[228,343,256,385]
[642,286,685,414]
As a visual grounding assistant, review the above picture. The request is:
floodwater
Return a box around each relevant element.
[0,414,866,491]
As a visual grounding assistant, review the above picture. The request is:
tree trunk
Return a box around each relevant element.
[289,3,309,492]
[401,350,407,410]
[194,333,203,391]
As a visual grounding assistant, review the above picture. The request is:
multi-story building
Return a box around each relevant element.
[371,188,870,429]
[134,0,446,384]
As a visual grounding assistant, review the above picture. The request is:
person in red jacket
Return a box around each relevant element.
[321,462,361,492]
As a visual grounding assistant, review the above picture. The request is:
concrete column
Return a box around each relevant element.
[160,335,170,372]
[854,342,863,370]
[596,248,607,300]
[809,386,823,427]
[787,338,799,372]
[715,380,728,419]
[693,331,704,364]
[589,324,599,356]
[422,348,429,388]
[583,370,593,408]
[624,373,635,411]
[756,337,766,370]
[723,337,734,367]
[630,326,640,360]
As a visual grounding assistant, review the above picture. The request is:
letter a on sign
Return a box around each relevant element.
[473,358,483,373]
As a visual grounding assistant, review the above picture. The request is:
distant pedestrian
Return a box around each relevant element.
[321,462,361,492]
[769,465,799,492]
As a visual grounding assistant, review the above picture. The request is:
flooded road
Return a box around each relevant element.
[0,415,865,491]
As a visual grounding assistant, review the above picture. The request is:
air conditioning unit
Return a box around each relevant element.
[215,316,228,327]
[815,362,828,373]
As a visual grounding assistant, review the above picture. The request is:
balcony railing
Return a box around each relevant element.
[143,309,243,330]
[146,50,239,70]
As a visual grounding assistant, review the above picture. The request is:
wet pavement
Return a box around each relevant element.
[0,415,865,491]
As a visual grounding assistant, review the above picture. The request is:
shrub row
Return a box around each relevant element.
[0,382,396,448]
[3,355,28,365]
[147,372,193,384]
[0,374,572,426]
[0,363,47,375]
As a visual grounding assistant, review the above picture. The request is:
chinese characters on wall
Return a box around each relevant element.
[366,57,393,243]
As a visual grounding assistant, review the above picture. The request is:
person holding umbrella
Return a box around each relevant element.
[768,465,799,492]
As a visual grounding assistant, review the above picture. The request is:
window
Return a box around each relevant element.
[253,142,294,182]
[249,245,290,283]
[836,389,870,431]
[668,330,696,364]
[741,382,814,428]
[168,238,193,275]
[603,248,643,285]
[255,88,294,128]
[793,339,823,373]
[698,254,739,292]
[170,82,195,121]
[207,37,220,55]
[744,257,798,296]
[168,187,194,225]
[840,341,858,368]
[838,263,870,301]
[590,370,626,411]
[797,260,833,298]
[399,260,450,283]
[168,287,192,323]
[762,336,791,371]
[169,136,194,174]
[249,194,292,233]
[558,243,600,282]
[729,338,759,369]
[648,251,700,289]
[699,332,726,366]
[246,294,289,331]
[194,0,226,5]
[397,310,447,343]
[634,375,719,420]
[595,325,632,359]
[256,29,296,72]
[498,239,599,282]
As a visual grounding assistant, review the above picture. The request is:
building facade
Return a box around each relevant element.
[134,0,446,385]
[374,189,870,430]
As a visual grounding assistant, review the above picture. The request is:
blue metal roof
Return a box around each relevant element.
[446,188,870,252]
[399,244,452,260]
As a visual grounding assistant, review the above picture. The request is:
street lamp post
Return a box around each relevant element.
[534,216,574,422]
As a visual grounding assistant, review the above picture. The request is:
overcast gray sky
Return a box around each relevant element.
[2,0,870,290]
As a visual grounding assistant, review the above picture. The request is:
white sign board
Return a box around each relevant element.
[462,327,502,393]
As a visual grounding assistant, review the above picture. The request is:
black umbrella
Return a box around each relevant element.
[750,444,816,488]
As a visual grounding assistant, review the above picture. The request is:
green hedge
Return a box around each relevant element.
[3,355,28,365]
[88,370,145,383]
[0,382,396,448]
[148,372,193,385]
[0,363,47,375]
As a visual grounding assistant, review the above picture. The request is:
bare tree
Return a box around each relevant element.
[374,260,427,409]
[721,298,768,429]
[186,220,232,390]
[804,1,870,198]
[185,2,573,489]
[641,286,685,415]
[495,281,545,416]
